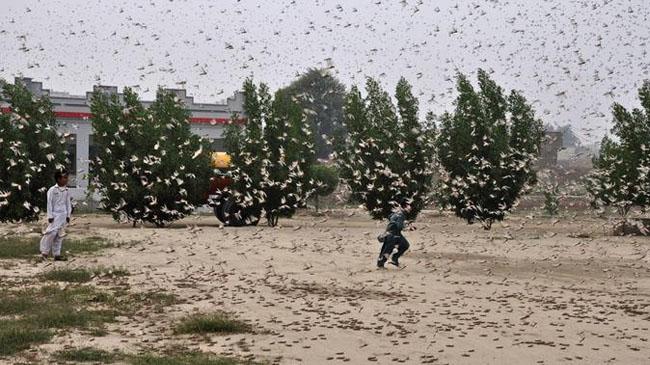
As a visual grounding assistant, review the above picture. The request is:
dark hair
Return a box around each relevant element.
[397,197,411,208]
[54,169,69,182]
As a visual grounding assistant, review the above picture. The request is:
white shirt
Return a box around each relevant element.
[46,184,72,219]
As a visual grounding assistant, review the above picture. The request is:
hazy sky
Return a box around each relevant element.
[1,0,648,143]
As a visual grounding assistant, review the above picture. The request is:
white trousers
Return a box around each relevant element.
[40,230,64,256]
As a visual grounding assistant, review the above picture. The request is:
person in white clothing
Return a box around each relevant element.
[40,169,72,261]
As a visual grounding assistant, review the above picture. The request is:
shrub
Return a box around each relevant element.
[223,79,316,226]
[90,87,212,227]
[586,81,650,216]
[309,164,339,211]
[0,79,67,222]
[335,77,436,221]
[435,69,544,229]
[174,312,252,335]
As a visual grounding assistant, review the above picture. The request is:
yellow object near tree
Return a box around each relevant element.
[211,152,232,169]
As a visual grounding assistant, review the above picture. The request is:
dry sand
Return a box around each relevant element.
[2,211,649,364]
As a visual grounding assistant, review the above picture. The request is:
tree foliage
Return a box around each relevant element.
[223,79,316,226]
[309,164,339,211]
[436,69,544,229]
[89,88,211,226]
[335,77,436,221]
[543,184,560,216]
[586,81,650,216]
[279,68,346,159]
[0,80,68,222]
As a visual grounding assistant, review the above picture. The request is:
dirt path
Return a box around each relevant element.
[2,211,649,364]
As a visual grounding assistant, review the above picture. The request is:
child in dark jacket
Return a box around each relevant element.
[377,199,411,268]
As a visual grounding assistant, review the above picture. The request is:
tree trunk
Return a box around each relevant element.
[482,219,493,230]
[267,213,279,227]
[617,205,630,217]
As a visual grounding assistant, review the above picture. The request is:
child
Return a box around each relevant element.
[40,169,72,261]
[377,198,411,268]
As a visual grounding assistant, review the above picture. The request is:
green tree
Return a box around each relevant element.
[223,79,316,226]
[279,68,346,159]
[0,79,68,222]
[586,81,650,216]
[89,88,211,227]
[436,70,544,229]
[309,164,339,211]
[336,77,436,221]
[543,184,560,216]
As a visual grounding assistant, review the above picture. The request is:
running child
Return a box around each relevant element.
[377,198,411,268]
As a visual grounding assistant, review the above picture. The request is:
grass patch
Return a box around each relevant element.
[129,352,252,365]
[0,286,117,329]
[0,235,110,259]
[51,349,255,365]
[174,312,253,335]
[0,321,52,356]
[34,306,116,329]
[0,293,33,315]
[0,285,117,355]
[41,266,130,283]
[100,266,130,277]
[111,290,181,314]
[42,268,93,283]
[133,291,179,306]
[0,277,178,356]
[87,327,110,337]
[54,347,121,363]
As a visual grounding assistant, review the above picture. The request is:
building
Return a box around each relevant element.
[0,77,244,199]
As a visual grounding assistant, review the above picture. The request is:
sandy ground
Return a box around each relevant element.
[2,211,649,364]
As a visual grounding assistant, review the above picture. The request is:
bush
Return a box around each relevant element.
[89,87,212,227]
[586,81,650,216]
[543,184,560,216]
[335,77,436,221]
[223,79,316,226]
[435,69,544,229]
[174,312,252,335]
[0,79,68,222]
[310,164,339,211]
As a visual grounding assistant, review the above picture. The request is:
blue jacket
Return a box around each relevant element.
[386,211,406,235]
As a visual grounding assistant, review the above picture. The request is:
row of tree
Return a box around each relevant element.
[1,73,649,229]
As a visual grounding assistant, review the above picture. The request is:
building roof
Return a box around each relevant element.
[1,77,244,125]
